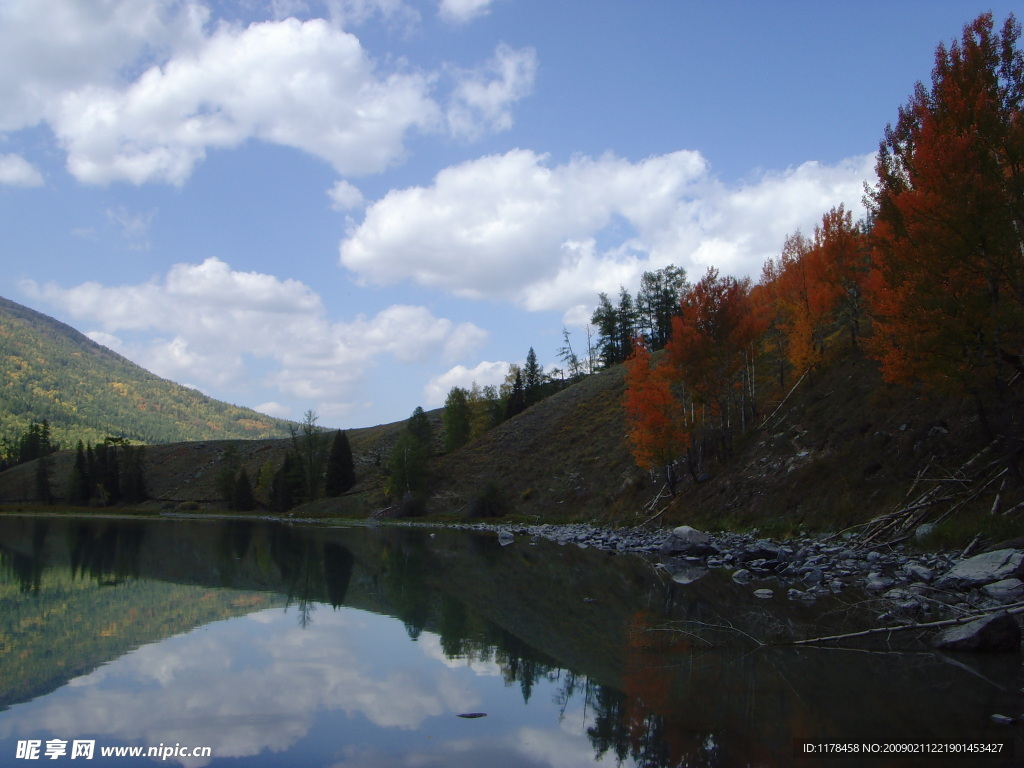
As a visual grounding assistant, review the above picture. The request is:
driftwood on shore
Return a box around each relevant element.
[786,602,1024,647]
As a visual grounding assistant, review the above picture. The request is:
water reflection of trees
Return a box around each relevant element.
[0,521,48,593]
[68,521,145,585]
[263,524,354,628]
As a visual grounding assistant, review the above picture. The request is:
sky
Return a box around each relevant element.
[1,0,1019,430]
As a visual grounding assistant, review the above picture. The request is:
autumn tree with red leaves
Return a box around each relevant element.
[623,337,689,494]
[866,12,1024,468]
[666,268,759,464]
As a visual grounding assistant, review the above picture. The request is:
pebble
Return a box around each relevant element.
[439,521,1000,619]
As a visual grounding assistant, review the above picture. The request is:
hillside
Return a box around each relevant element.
[0,296,295,447]
[2,342,1019,549]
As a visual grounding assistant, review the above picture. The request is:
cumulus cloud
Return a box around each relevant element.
[53,16,440,185]
[438,0,496,24]
[447,44,536,139]
[423,360,509,406]
[328,179,365,210]
[0,0,206,132]
[21,257,487,415]
[0,153,43,186]
[0,2,535,186]
[340,149,875,318]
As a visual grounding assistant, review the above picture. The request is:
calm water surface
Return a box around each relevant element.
[0,515,1021,767]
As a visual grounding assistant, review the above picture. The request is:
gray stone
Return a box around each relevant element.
[753,588,774,599]
[801,568,824,585]
[914,523,936,543]
[935,549,1024,589]
[990,714,1016,725]
[931,611,1022,652]
[864,573,895,591]
[498,530,515,547]
[731,568,751,583]
[905,564,934,583]
[983,578,1024,603]
[659,525,717,557]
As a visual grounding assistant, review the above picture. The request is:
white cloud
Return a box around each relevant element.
[446,44,536,139]
[0,152,43,186]
[106,205,155,250]
[255,401,293,419]
[424,360,508,406]
[21,257,487,415]
[328,179,365,210]
[52,16,441,185]
[340,149,875,320]
[438,0,496,24]
[0,0,207,132]
[0,3,534,186]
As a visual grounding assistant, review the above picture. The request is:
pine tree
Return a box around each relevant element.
[523,347,543,404]
[232,467,257,511]
[324,430,356,496]
[66,440,92,506]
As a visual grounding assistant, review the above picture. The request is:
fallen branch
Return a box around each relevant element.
[786,603,1024,647]
[758,369,808,430]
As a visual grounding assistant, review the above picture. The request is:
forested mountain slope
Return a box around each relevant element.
[0,296,295,447]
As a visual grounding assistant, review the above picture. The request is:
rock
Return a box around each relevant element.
[905,564,934,583]
[753,588,774,599]
[731,568,751,583]
[660,525,717,557]
[931,611,1022,652]
[864,573,895,591]
[983,579,1024,603]
[990,714,1015,726]
[914,523,935,543]
[935,549,1024,589]
[801,568,824,585]
[498,530,515,547]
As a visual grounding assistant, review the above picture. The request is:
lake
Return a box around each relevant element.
[0,514,1021,767]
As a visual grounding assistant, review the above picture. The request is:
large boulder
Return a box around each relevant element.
[931,611,1021,652]
[934,549,1024,589]
[659,525,718,557]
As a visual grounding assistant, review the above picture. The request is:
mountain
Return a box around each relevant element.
[0,296,295,447]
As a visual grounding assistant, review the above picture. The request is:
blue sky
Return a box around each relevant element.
[1,1,1018,429]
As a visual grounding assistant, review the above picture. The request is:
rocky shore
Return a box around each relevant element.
[455,520,1024,652]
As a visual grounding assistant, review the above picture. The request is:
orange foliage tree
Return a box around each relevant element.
[666,268,759,459]
[866,12,1024,458]
[623,337,689,494]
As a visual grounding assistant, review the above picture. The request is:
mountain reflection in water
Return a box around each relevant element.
[0,515,1021,767]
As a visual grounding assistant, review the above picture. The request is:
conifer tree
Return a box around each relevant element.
[66,441,92,506]
[324,430,356,496]
[232,467,257,511]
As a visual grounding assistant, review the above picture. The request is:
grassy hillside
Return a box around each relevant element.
[0,296,295,447]
[0,301,1019,548]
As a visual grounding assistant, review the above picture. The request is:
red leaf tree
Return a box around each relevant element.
[866,12,1024,460]
[623,337,689,494]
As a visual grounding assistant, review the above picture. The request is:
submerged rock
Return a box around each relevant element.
[498,530,515,547]
[668,562,709,585]
[931,611,1022,652]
